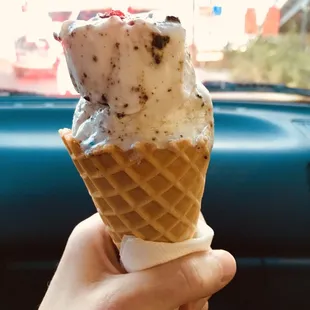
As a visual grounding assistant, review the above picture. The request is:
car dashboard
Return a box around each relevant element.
[1,95,310,310]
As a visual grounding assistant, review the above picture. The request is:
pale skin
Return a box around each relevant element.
[39,214,236,310]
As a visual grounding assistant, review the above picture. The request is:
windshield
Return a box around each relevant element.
[1,0,309,96]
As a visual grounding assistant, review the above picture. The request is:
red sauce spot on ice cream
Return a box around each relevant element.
[98,10,125,19]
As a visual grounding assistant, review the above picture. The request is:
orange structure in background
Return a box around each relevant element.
[245,6,280,36]
[245,8,258,34]
[262,6,280,36]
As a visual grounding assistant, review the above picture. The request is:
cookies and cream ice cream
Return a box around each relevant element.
[57,10,213,151]
[58,10,215,265]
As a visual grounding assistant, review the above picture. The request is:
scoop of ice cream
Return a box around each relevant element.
[58,11,213,151]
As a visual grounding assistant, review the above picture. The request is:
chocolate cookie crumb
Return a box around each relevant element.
[116,112,125,119]
[153,53,161,64]
[151,33,170,50]
[131,85,149,105]
[165,16,181,23]
[178,60,184,71]
[167,88,172,92]
[53,32,61,42]
[196,93,202,99]
[100,94,108,105]
[134,46,139,50]
[150,33,170,65]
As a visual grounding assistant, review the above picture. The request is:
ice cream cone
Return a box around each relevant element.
[59,128,212,248]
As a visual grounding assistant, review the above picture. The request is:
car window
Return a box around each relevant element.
[1,1,309,98]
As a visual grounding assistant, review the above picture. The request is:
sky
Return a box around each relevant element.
[16,0,288,12]
[0,0,288,59]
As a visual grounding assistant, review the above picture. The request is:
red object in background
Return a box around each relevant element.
[127,6,152,14]
[22,1,28,12]
[245,8,258,34]
[99,10,125,19]
[262,6,280,36]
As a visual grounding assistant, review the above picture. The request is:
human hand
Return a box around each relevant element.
[39,213,236,310]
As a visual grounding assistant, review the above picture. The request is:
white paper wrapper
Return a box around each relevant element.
[120,217,214,272]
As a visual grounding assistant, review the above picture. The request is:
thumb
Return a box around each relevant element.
[121,249,236,310]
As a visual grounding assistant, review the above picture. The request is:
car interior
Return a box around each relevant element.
[2,1,310,310]
[1,90,310,309]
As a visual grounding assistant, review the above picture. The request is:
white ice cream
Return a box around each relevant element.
[58,11,213,151]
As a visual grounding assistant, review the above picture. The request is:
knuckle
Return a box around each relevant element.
[68,219,92,244]
[70,221,86,238]
[70,213,104,242]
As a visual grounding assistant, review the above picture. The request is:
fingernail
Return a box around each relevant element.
[212,250,236,283]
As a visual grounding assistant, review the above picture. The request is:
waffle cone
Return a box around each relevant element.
[59,128,212,248]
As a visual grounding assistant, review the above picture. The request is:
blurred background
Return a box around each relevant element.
[1,0,309,96]
[2,2,310,310]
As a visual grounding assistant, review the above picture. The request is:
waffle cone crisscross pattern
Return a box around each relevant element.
[59,128,212,248]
